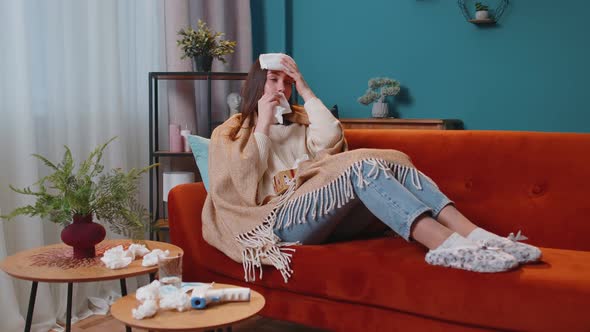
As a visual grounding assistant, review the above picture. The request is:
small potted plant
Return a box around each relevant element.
[176,19,237,72]
[357,77,401,118]
[1,137,157,258]
[475,2,490,20]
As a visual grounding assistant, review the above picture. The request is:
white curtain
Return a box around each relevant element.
[0,1,164,331]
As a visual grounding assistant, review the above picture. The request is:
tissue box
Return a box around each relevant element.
[272,169,296,195]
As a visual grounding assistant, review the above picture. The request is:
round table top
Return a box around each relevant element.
[0,239,183,283]
[111,283,265,331]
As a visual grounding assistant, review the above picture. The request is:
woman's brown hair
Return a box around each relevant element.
[228,59,267,140]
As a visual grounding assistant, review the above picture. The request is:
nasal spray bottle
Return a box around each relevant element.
[190,282,251,309]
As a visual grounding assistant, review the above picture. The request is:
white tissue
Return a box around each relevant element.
[292,154,309,169]
[88,291,119,315]
[132,282,193,320]
[132,299,158,320]
[125,244,150,259]
[274,93,292,124]
[142,249,170,267]
[100,245,133,269]
[159,286,192,312]
[259,53,295,71]
[136,280,161,302]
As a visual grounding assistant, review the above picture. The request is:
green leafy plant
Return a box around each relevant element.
[0,137,158,239]
[475,2,489,11]
[176,19,237,63]
[357,77,401,105]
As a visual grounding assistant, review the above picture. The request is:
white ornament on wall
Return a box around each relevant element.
[457,0,510,25]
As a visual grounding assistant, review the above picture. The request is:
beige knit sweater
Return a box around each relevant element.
[253,98,341,202]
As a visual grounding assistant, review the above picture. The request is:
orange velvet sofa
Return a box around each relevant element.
[168,129,590,332]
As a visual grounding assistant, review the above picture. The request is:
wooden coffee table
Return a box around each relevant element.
[0,239,182,332]
[111,283,265,332]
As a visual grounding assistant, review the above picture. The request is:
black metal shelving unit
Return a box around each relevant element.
[148,72,248,239]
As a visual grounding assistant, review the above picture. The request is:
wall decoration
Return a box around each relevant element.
[458,0,510,25]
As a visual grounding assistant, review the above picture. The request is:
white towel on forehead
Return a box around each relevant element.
[259,53,295,71]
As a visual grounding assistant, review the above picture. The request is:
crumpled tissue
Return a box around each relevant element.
[142,249,170,267]
[159,285,191,312]
[132,281,193,320]
[136,280,161,302]
[274,92,292,124]
[88,291,120,315]
[132,280,161,319]
[100,245,133,269]
[132,299,158,320]
[101,243,151,269]
[125,243,150,259]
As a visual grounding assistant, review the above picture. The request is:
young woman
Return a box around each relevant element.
[202,54,541,282]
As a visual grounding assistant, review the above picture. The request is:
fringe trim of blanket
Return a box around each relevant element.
[236,158,429,283]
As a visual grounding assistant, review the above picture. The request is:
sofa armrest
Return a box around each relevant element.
[168,182,207,279]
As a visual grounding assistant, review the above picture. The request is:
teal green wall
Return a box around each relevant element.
[251,0,590,132]
[251,0,288,56]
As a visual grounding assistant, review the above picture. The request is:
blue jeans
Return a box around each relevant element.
[273,162,453,244]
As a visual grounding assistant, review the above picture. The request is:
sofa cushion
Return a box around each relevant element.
[187,135,210,191]
[196,235,590,332]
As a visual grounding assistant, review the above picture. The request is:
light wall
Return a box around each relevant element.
[251,0,590,132]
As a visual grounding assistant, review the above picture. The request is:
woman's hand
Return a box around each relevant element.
[255,92,281,134]
[281,57,316,102]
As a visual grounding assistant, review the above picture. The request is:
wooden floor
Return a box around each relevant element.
[59,314,326,332]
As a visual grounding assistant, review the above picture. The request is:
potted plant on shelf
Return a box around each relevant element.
[1,137,157,259]
[357,77,401,118]
[475,2,490,20]
[176,19,237,72]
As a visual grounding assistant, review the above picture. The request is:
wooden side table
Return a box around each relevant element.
[0,239,183,332]
[340,118,463,130]
[111,283,265,332]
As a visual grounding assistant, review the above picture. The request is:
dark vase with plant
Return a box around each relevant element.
[176,19,237,72]
[1,137,157,259]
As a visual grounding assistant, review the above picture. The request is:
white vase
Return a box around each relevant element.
[371,102,389,118]
[475,10,489,20]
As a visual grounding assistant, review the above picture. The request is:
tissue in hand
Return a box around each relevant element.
[274,93,292,124]
[259,53,295,71]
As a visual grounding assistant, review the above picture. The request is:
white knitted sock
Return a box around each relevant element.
[467,228,542,263]
[466,228,501,242]
[436,232,475,250]
[425,232,518,273]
